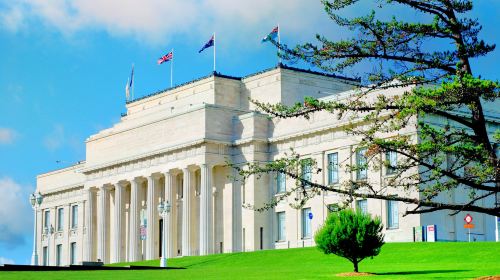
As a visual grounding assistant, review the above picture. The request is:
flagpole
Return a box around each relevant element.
[277,24,281,65]
[131,63,135,100]
[213,32,216,73]
[171,48,174,88]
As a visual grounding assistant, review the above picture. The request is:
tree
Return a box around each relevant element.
[235,0,500,216]
[315,208,384,272]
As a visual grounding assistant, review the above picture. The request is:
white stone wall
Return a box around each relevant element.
[35,66,499,266]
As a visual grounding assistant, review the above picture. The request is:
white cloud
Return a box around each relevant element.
[43,124,65,151]
[0,177,32,250]
[0,128,18,145]
[0,0,331,46]
[0,257,15,265]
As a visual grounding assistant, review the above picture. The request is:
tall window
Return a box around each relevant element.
[56,244,62,266]
[43,246,48,266]
[387,200,399,229]
[71,205,78,229]
[356,199,368,214]
[57,208,64,231]
[277,212,286,241]
[44,210,50,230]
[70,242,77,265]
[356,148,368,180]
[327,152,339,184]
[302,208,312,238]
[276,172,286,193]
[301,159,313,188]
[386,150,397,175]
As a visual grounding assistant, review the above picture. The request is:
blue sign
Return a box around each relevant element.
[308,212,313,220]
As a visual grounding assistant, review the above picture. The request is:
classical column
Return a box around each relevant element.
[112,183,123,263]
[199,164,213,255]
[85,188,94,261]
[146,175,157,260]
[182,168,191,256]
[164,171,175,258]
[97,185,108,263]
[129,179,139,262]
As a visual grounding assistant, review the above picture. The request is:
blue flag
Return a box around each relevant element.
[199,35,215,53]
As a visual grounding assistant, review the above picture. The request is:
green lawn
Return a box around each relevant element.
[2,242,499,279]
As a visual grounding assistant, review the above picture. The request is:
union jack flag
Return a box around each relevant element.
[262,26,279,43]
[157,51,173,65]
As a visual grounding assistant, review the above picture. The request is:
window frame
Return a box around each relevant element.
[44,210,50,230]
[356,199,368,214]
[301,159,313,189]
[70,242,77,265]
[277,211,286,241]
[387,200,399,229]
[327,152,339,184]
[57,207,64,232]
[71,205,78,229]
[385,150,397,175]
[301,208,312,239]
[276,172,286,194]
[356,148,368,180]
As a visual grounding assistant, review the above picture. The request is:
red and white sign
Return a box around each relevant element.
[464,214,473,224]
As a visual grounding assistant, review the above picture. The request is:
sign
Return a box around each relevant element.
[464,214,473,224]
[426,225,436,242]
[308,212,313,220]
[464,224,475,229]
[140,225,147,240]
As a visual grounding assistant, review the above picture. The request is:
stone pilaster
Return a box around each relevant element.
[112,183,123,263]
[146,175,157,260]
[182,168,191,256]
[97,185,108,263]
[199,164,213,255]
[84,188,94,261]
[129,179,139,262]
[164,171,175,258]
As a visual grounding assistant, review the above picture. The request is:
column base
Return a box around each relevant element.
[160,257,167,268]
[31,253,38,266]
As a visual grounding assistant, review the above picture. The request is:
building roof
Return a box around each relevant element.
[126,64,359,104]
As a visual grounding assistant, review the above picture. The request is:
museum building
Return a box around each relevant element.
[34,65,499,266]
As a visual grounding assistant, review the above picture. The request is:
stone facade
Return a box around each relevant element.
[35,65,499,266]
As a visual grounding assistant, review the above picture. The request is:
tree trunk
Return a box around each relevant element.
[353,260,359,272]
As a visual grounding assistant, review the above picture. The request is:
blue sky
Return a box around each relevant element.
[0,0,499,265]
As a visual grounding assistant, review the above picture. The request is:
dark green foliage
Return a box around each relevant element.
[233,0,500,217]
[315,209,384,272]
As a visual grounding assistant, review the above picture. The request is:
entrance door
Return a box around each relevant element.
[159,219,163,257]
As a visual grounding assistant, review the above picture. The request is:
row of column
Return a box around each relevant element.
[84,165,214,263]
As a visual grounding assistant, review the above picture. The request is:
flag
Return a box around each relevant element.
[199,35,215,53]
[157,51,173,65]
[125,65,134,100]
[262,26,279,43]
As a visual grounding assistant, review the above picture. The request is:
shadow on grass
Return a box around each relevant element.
[375,269,469,276]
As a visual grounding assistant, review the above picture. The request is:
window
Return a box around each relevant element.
[56,244,62,266]
[70,242,77,265]
[356,148,367,180]
[44,210,50,230]
[277,212,286,241]
[356,199,368,214]
[301,159,313,188]
[43,246,48,266]
[327,153,339,184]
[302,208,312,238]
[276,172,286,193]
[71,205,78,229]
[387,200,399,229]
[327,203,340,213]
[386,150,397,175]
[57,208,64,231]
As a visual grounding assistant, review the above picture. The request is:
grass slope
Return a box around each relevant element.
[2,242,499,279]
